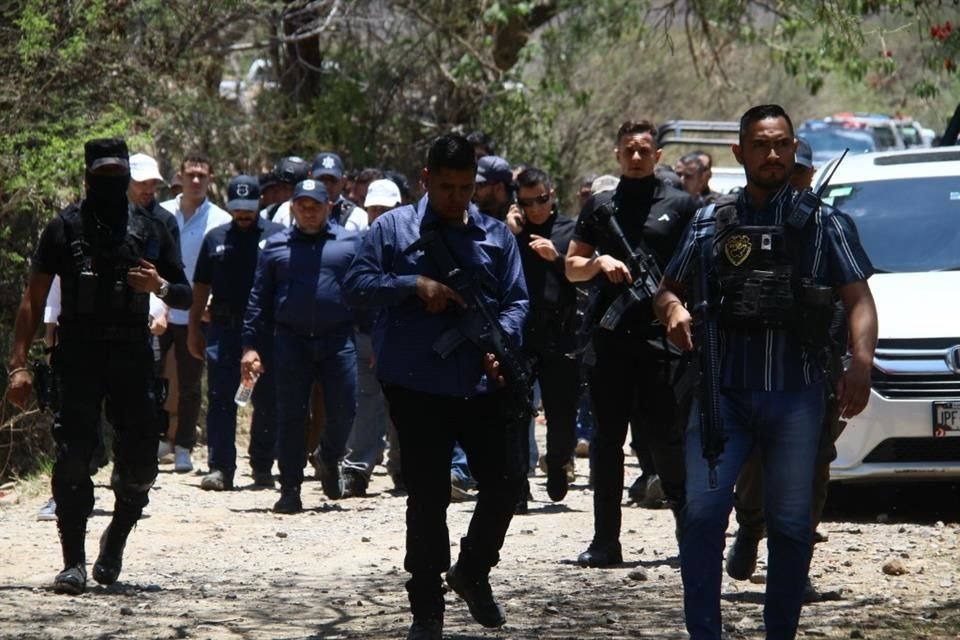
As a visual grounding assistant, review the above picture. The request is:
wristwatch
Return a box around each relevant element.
[156,278,170,299]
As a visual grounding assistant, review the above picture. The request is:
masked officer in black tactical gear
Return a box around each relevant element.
[5,138,192,595]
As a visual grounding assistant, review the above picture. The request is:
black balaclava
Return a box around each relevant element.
[85,171,131,225]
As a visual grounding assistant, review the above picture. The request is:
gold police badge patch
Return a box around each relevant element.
[724,234,752,266]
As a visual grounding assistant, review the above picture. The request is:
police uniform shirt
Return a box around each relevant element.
[665,184,874,392]
[31,203,192,317]
[573,175,699,334]
[242,222,359,350]
[342,197,529,398]
[194,218,285,320]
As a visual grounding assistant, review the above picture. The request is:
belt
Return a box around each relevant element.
[58,323,149,343]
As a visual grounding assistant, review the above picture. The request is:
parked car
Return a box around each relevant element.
[814,147,960,482]
[796,126,876,167]
[802,115,906,153]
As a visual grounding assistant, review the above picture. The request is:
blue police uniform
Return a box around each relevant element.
[242,220,360,497]
[665,184,874,640]
[343,196,528,623]
[194,217,284,479]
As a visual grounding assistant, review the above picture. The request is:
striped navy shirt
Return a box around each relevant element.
[665,185,874,391]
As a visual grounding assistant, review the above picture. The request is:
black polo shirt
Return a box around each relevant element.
[194,218,285,318]
[573,174,698,332]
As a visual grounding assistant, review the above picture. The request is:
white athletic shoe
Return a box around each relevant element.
[174,446,193,473]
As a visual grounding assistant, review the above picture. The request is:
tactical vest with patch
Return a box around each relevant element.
[59,204,158,326]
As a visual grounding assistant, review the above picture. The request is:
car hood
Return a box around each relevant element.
[870,272,960,339]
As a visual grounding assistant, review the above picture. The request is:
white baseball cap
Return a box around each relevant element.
[364,179,402,209]
[130,153,165,183]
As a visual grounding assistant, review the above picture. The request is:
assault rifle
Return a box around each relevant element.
[405,228,534,425]
[692,212,725,488]
[592,202,664,331]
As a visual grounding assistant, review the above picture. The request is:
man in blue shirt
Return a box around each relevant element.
[241,179,360,514]
[655,104,878,640]
[344,134,528,640]
[188,175,284,491]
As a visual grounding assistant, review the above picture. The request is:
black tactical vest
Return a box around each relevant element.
[59,204,157,327]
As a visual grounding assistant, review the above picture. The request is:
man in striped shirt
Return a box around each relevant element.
[655,104,878,640]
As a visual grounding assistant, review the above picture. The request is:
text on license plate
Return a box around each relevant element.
[933,401,960,437]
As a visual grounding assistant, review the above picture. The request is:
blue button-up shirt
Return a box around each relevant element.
[665,184,874,391]
[242,222,359,350]
[194,218,285,317]
[161,196,232,325]
[343,197,529,397]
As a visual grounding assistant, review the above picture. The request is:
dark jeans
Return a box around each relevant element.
[205,324,277,475]
[681,387,825,640]
[530,346,579,470]
[733,392,842,539]
[587,329,685,544]
[247,334,278,474]
[51,338,159,523]
[383,385,524,620]
[159,323,205,449]
[273,327,357,489]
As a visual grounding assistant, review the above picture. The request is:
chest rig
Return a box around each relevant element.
[711,197,832,335]
[59,204,156,324]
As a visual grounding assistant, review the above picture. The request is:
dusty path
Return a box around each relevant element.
[1,437,959,640]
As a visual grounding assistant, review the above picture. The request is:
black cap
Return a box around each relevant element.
[311,152,344,179]
[476,155,512,184]
[274,156,309,185]
[226,175,261,211]
[85,138,129,172]
[293,179,329,204]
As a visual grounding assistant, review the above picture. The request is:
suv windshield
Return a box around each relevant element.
[824,176,960,273]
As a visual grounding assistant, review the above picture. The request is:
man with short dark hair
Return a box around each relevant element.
[655,104,877,639]
[242,179,360,513]
[466,131,497,159]
[344,134,528,640]
[159,153,232,472]
[6,138,191,594]
[566,120,698,568]
[506,167,580,502]
[188,175,285,491]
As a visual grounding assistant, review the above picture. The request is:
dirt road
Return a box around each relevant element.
[1,441,959,640]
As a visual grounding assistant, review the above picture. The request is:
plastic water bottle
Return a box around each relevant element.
[234,372,259,407]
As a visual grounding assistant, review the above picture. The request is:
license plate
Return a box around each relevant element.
[933,401,960,437]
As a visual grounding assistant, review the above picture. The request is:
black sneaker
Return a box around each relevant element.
[546,464,569,502]
[407,616,443,640]
[273,487,302,514]
[252,470,275,488]
[341,469,368,498]
[576,540,623,567]
[318,464,343,500]
[92,522,130,585]
[445,563,506,628]
[53,564,87,595]
[725,530,760,580]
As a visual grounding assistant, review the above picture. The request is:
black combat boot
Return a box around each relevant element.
[54,519,87,595]
[93,504,140,585]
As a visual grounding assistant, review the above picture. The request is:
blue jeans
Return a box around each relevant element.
[273,327,357,489]
[206,324,277,475]
[681,386,824,640]
[342,331,388,479]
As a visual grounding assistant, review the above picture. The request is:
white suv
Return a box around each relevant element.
[816,147,960,482]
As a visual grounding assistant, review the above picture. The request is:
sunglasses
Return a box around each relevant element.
[517,193,551,208]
